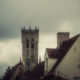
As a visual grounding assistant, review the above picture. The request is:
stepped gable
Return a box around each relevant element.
[48,34,80,74]
[27,61,44,80]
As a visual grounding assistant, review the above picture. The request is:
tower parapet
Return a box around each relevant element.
[21,27,39,34]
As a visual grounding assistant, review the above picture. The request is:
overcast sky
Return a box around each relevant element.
[0,0,80,76]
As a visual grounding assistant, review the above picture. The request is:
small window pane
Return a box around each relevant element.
[31,39,34,48]
[26,39,29,48]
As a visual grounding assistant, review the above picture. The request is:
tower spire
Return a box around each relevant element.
[35,25,37,30]
[29,20,31,30]
[29,25,31,30]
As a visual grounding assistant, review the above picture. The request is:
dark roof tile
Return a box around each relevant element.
[46,48,60,58]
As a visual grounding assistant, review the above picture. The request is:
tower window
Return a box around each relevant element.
[31,39,34,48]
[26,39,29,48]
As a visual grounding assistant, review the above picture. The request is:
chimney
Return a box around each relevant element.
[57,32,70,48]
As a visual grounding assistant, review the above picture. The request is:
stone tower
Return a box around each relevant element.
[57,32,70,48]
[21,27,39,72]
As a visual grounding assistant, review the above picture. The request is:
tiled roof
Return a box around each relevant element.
[47,34,80,59]
[47,34,80,74]
[27,61,44,80]
[46,48,60,58]
[12,61,23,72]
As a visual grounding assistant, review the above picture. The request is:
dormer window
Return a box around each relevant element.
[26,39,29,48]
[31,38,34,48]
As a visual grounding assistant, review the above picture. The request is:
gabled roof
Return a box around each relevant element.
[46,34,80,59]
[47,34,80,74]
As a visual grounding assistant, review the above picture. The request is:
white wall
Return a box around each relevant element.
[55,36,80,80]
[44,50,57,73]
[48,58,57,72]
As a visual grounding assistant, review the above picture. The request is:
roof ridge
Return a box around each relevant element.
[60,34,80,48]
[69,34,80,41]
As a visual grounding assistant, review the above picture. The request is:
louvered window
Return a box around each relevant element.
[26,39,29,48]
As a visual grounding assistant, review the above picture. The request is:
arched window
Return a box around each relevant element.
[31,38,34,48]
[26,39,29,48]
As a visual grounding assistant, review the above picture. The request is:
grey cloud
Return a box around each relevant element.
[0,23,20,40]
[0,0,80,40]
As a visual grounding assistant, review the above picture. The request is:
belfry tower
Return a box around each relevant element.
[21,27,39,72]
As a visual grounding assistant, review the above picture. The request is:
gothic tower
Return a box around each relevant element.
[21,27,39,72]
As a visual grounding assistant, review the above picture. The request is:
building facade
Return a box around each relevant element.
[55,35,80,80]
[44,32,70,74]
[44,32,80,80]
[21,27,39,72]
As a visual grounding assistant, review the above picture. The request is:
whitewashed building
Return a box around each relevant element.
[55,34,80,80]
[44,32,70,74]
[44,32,80,80]
[44,48,58,73]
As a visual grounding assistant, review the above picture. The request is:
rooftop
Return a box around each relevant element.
[48,34,80,74]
